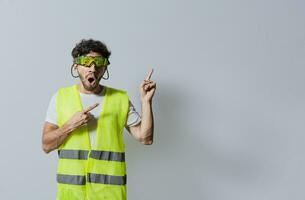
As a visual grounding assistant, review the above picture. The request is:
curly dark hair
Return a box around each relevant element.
[71,39,111,59]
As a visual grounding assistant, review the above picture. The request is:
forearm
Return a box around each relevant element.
[42,123,74,153]
[139,100,154,144]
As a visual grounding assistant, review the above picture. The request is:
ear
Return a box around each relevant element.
[73,63,78,70]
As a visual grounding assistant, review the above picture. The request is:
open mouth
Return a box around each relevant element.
[87,77,96,84]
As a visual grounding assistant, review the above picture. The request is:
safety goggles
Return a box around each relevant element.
[74,56,110,67]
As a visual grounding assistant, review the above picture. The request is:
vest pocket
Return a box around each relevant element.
[86,183,127,200]
[56,183,86,200]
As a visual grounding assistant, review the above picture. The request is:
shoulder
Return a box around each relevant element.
[105,85,128,96]
[105,86,129,109]
[57,85,75,93]
[106,85,127,93]
[55,85,78,99]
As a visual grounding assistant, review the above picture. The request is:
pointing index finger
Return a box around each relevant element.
[83,102,99,113]
[145,68,154,81]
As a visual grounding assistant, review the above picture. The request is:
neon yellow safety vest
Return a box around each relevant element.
[55,84,129,200]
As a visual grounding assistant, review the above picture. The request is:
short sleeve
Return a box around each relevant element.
[126,100,141,127]
[45,91,58,125]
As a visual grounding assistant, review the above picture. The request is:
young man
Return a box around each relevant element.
[42,39,156,200]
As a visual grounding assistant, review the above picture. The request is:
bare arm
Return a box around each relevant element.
[41,103,99,153]
[42,122,74,153]
[126,69,156,145]
[126,101,154,145]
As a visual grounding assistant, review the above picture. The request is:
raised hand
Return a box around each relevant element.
[139,69,156,102]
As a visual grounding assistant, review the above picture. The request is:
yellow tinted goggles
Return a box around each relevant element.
[74,56,109,67]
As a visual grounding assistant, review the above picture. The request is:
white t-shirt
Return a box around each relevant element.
[45,86,141,148]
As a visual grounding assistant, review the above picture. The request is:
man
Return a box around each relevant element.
[42,39,156,200]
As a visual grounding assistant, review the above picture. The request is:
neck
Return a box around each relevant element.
[77,83,103,94]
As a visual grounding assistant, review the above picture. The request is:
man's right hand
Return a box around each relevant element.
[66,103,99,131]
[42,102,99,153]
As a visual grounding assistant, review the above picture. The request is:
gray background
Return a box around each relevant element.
[0,0,304,199]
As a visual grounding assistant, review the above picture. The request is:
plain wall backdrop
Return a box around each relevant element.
[0,0,304,199]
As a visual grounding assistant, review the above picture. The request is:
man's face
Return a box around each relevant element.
[74,51,108,91]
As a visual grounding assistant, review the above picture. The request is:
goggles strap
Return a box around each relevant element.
[71,65,79,78]
[102,68,109,80]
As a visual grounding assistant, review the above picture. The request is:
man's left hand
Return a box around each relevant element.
[140,69,156,102]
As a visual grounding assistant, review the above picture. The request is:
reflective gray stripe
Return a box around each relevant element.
[90,150,125,162]
[87,173,126,185]
[57,174,86,185]
[58,150,89,160]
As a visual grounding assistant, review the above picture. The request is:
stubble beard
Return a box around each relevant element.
[80,74,102,91]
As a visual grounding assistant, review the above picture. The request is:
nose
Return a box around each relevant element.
[88,62,97,72]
